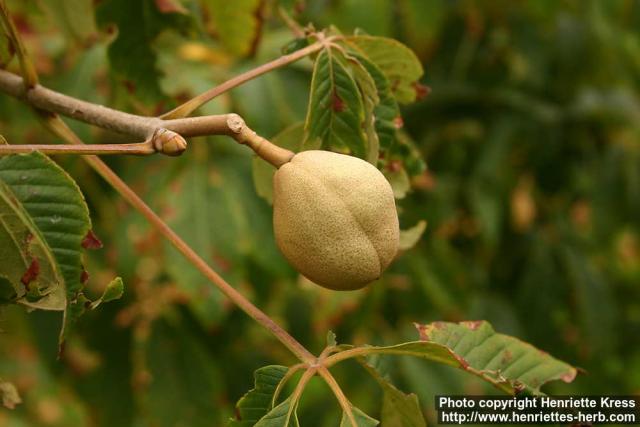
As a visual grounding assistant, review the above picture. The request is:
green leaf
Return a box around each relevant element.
[203,0,262,56]
[281,37,310,55]
[343,36,424,104]
[0,379,21,409]
[38,0,97,44]
[0,32,13,68]
[89,277,124,309]
[343,52,380,164]
[0,152,92,344]
[349,53,401,153]
[359,359,426,427]
[254,397,299,427]
[399,221,426,251]
[140,318,226,427]
[304,48,367,157]
[340,406,379,427]
[0,179,64,309]
[342,321,577,394]
[230,365,288,427]
[96,0,193,101]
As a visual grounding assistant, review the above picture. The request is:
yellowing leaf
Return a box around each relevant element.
[399,221,426,250]
[0,380,21,409]
[204,0,262,57]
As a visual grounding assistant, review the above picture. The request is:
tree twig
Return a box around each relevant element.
[0,70,294,165]
[160,39,330,119]
[0,142,155,156]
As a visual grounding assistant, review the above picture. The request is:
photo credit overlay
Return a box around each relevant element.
[436,396,640,425]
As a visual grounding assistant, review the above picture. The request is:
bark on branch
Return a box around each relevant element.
[0,69,293,166]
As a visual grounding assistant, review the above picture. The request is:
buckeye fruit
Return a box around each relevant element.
[273,150,399,291]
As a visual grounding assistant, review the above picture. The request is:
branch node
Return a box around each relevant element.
[226,114,246,134]
[152,128,187,156]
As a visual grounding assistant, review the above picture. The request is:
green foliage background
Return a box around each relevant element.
[1,0,639,425]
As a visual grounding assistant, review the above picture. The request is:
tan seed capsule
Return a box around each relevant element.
[273,150,399,291]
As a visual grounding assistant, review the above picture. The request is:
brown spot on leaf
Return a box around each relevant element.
[331,90,345,112]
[123,80,136,94]
[462,320,484,330]
[413,82,431,101]
[512,381,526,394]
[560,370,578,383]
[103,23,116,35]
[387,160,402,172]
[57,341,66,360]
[393,116,404,129]
[80,268,89,285]
[412,170,436,191]
[82,230,103,250]
[501,350,513,364]
[432,321,446,329]
[154,0,187,14]
[294,0,305,14]
[453,353,470,370]
[414,323,430,340]
[21,258,40,288]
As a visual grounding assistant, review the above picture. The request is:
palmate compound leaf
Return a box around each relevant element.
[0,152,122,348]
[230,365,289,427]
[342,36,424,105]
[304,47,367,158]
[346,321,577,395]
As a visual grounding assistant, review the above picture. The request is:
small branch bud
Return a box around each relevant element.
[151,128,187,156]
